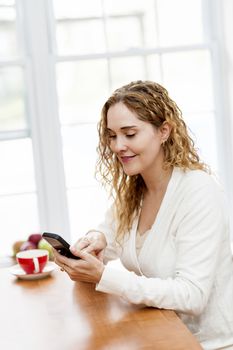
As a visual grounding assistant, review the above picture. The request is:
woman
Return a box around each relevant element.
[54,81,233,350]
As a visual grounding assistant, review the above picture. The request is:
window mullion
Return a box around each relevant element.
[21,0,71,239]
[210,0,233,231]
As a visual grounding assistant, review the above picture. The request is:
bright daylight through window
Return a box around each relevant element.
[0,0,232,257]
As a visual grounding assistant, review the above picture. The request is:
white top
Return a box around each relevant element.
[135,229,150,255]
[95,167,233,350]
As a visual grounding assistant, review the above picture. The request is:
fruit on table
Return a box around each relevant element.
[12,233,54,260]
[28,233,42,246]
[20,241,37,251]
[12,240,26,257]
[38,238,54,260]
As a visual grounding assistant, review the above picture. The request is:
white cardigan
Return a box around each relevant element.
[96,167,233,350]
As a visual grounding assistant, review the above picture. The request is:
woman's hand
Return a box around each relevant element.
[53,248,105,284]
[70,231,107,262]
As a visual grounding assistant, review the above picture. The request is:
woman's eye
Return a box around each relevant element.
[108,135,116,139]
[126,134,136,138]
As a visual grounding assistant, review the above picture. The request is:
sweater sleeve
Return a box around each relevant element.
[96,177,228,316]
[96,205,120,264]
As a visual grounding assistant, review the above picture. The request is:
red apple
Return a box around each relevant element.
[20,241,37,251]
[28,233,42,246]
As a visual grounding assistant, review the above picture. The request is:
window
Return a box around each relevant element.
[0,0,39,255]
[0,0,232,256]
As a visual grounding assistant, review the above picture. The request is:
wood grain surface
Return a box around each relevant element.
[0,265,202,350]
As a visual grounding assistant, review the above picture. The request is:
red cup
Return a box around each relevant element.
[16,249,48,274]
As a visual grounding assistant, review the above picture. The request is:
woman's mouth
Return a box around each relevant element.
[120,155,137,164]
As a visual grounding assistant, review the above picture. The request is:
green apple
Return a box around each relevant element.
[38,238,54,260]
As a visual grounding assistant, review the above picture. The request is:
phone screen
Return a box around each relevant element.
[42,232,80,259]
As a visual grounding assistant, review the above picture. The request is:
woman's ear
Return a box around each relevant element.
[159,121,172,143]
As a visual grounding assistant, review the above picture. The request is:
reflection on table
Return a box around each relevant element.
[0,262,202,350]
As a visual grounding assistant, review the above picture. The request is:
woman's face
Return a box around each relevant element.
[106,102,166,177]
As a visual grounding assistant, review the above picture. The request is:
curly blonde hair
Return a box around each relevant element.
[96,80,209,241]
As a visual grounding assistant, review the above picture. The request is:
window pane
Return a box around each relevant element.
[0,193,39,256]
[104,0,158,49]
[146,55,162,83]
[162,50,214,113]
[0,1,15,4]
[157,0,204,46]
[0,138,36,194]
[106,16,143,52]
[104,0,158,50]
[56,19,106,55]
[62,124,99,188]
[53,0,102,18]
[185,112,218,172]
[110,56,146,91]
[0,1,18,58]
[0,66,27,131]
[68,186,109,241]
[56,60,108,124]
[104,0,146,14]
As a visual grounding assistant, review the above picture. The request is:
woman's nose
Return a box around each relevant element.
[111,136,127,153]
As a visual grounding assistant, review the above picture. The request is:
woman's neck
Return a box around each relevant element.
[142,166,173,194]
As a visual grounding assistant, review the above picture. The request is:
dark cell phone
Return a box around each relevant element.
[42,232,80,259]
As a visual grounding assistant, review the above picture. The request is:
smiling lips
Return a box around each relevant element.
[119,155,137,163]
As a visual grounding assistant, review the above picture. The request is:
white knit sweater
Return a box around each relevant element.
[96,167,233,350]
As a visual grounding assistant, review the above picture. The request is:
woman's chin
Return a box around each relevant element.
[122,166,139,177]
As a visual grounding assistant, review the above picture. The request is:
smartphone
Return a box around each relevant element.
[42,232,80,259]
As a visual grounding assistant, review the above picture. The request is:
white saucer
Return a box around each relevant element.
[9,261,57,280]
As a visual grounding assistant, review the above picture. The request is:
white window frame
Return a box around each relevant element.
[8,0,233,241]
[216,0,233,232]
[17,0,70,237]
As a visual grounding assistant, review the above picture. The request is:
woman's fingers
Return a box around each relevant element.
[72,237,90,251]
[52,234,106,283]
[72,250,105,282]
[53,248,77,268]
[96,249,105,262]
[53,247,104,283]
[71,232,107,256]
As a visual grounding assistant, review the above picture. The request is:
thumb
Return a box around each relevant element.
[71,243,95,255]
[75,249,98,263]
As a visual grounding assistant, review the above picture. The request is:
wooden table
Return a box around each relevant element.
[0,264,202,350]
